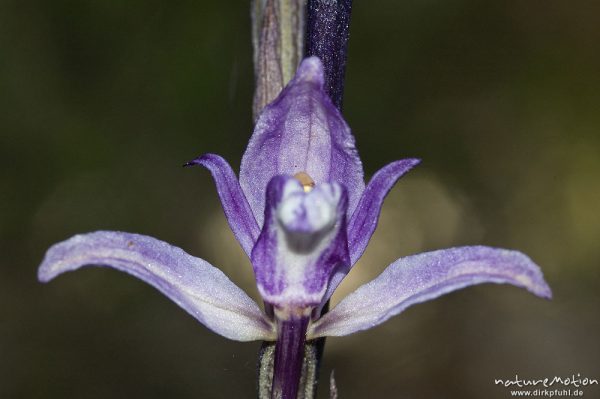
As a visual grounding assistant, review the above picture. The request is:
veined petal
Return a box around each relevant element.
[240,57,364,226]
[185,154,260,258]
[251,176,349,314]
[348,159,420,264]
[38,231,275,342]
[309,246,551,338]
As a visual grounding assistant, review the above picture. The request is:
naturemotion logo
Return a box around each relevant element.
[494,374,598,397]
[495,374,598,389]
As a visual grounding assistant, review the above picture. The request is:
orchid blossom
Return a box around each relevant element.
[38,57,551,398]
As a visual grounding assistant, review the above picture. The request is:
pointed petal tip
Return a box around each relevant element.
[183,153,213,168]
[459,246,553,301]
[395,157,421,171]
[496,248,552,300]
[296,57,325,86]
[37,263,51,283]
[183,157,201,168]
[531,277,553,300]
[37,234,82,283]
[540,285,553,300]
[38,264,54,283]
[517,273,552,300]
[384,157,421,172]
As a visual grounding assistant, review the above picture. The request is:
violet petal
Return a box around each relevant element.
[240,57,364,226]
[38,231,275,342]
[348,159,420,264]
[309,246,552,338]
[186,153,260,257]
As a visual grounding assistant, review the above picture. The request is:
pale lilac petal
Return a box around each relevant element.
[240,57,365,225]
[38,231,275,342]
[309,246,552,338]
[185,154,260,257]
[251,176,349,312]
[348,159,420,264]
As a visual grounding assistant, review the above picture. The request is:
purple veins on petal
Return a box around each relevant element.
[240,57,364,226]
[38,231,275,342]
[185,153,260,258]
[309,246,551,338]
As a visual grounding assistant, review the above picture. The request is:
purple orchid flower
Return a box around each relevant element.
[38,57,551,398]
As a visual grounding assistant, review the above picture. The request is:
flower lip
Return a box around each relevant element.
[252,175,349,309]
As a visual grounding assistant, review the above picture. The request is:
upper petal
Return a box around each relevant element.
[240,57,364,226]
[348,159,420,264]
[309,246,551,338]
[38,231,275,342]
[185,153,260,258]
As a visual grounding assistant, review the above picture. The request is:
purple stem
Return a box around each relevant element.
[271,316,310,399]
[305,0,353,110]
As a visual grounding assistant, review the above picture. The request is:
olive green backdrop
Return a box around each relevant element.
[1,1,599,398]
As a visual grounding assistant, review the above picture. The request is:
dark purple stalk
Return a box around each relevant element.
[271,317,310,399]
[305,0,353,110]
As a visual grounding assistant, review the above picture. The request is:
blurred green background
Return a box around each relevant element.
[1,1,599,398]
